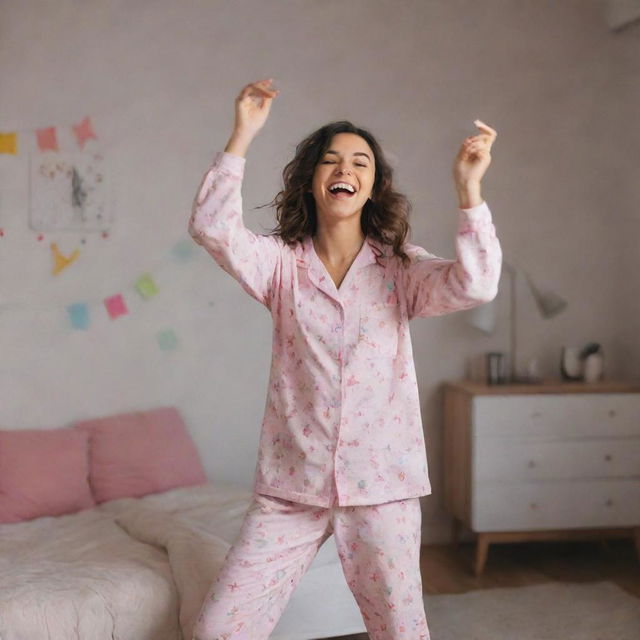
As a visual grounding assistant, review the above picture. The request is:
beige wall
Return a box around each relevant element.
[1,0,638,542]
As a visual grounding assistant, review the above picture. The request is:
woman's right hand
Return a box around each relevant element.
[233,78,280,139]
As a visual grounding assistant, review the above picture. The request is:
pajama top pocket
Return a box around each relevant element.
[358,301,399,358]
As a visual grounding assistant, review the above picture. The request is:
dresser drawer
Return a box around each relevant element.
[471,479,640,531]
[473,437,640,482]
[473,394,640,439]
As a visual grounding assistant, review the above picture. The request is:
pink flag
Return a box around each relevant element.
[72,116,97,149]
[36,127,58,151]
[104,294,128,319]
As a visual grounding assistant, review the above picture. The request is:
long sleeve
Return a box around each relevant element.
[188,151,281,309]
[401,200,502,319]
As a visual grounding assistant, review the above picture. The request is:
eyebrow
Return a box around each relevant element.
[325,150,371,161]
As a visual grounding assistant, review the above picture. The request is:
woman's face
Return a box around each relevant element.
[309,133,376,228]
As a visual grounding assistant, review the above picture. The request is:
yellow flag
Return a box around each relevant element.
[51,242,80,275]
[0,133,18,155]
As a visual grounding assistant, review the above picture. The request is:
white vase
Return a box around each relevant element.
[583,352,604,383]
[561,346,583,380]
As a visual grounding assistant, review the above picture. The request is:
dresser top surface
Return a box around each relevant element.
[444,379,640,395]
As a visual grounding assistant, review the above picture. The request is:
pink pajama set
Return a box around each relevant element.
[188,151,502,639]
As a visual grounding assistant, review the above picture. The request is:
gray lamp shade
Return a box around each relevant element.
[466,299,498,334]
[523,271,568,318]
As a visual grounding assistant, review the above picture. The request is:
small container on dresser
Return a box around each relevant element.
[443,379,640,576]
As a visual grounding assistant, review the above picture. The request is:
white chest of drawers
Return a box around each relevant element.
[443,380,640,575]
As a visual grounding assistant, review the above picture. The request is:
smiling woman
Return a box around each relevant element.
[188,77,502,640]
[258,121,414,267]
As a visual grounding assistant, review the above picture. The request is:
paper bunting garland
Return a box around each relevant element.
[1,116,98,154]
[1,237,200,352]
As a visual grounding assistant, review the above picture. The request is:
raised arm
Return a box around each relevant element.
[402,200,502,319]
[402,119,502,319]
[188,79,282,309]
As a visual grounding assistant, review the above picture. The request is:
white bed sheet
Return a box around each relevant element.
[0,482,366,640]
[0,504,181,640]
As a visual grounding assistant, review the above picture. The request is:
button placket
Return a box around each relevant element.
[333,300,348,504]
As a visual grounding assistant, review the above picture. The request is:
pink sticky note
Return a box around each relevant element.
[36,127,58,152]
[104,294,128,319]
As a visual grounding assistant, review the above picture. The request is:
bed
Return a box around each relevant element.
[0,407,366,640]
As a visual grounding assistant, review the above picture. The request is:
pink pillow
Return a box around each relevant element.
[74,406,207,503]
[0,426,95,524]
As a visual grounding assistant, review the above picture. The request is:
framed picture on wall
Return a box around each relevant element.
[28,149,112,232]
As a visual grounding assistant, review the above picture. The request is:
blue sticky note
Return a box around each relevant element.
[67,302,89,330]
[157,328,178,351]
[172,238,195,261]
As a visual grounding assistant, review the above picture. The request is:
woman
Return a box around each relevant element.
[189,77,502,640]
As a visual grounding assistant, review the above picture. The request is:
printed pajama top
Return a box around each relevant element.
[188,150,502,507]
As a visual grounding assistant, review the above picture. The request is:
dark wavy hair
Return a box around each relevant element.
[256,121,412,266]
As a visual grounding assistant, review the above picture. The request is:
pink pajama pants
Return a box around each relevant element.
[192,493,430,640]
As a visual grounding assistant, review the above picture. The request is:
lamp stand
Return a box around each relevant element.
[505,262,518,383]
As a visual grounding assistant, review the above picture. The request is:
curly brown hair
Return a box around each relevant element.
[255,121,412,266]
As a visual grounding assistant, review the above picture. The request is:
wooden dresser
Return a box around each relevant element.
[443,379,640,575]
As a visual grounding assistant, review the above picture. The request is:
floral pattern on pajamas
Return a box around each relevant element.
[188,150,502,509]
[192,494,430,640]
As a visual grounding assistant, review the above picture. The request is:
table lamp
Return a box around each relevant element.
[465,259,568,383]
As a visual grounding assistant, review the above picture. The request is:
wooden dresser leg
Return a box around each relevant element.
[451,517,460,549]
[474,533,490,576]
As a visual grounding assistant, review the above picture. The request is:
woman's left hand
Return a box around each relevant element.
[453,120,497,186]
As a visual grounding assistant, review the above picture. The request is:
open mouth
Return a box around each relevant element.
[327,187,357,200]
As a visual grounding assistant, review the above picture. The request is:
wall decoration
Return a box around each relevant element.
[157,328,179,351]
[51,242,80,275]
[1,115,98,156]
[36,127,58,152]
[104,294,128,320]
[29,149,110,232]
[135,274,159,299]
[0,133,17,155]
[67,302,90,330]
[1,114,201,352]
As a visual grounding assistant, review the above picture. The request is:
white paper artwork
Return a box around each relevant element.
[28,150,111,232]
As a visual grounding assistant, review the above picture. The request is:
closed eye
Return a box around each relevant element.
[322,161,367,167]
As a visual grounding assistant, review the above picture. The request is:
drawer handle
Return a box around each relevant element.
[529,502,538,510]
[608,409,617,418]
[604,454,613,462]
[605,498,614,507]
[528,460,536,468]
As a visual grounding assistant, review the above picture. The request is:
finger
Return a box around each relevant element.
[466,134,494,152]
[473,119,497,139]
[253,84,280,97]
[256,79,279,91]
